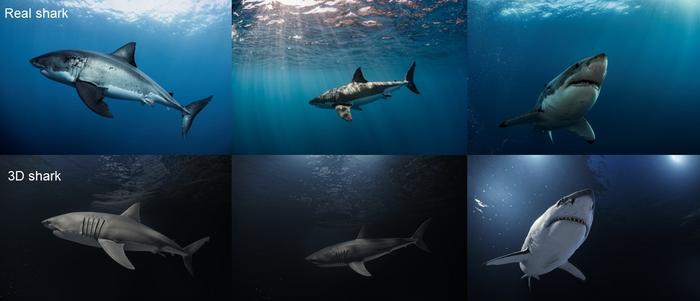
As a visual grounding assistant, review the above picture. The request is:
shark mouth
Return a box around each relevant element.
[547,216,589,235]
[568,79,600,89]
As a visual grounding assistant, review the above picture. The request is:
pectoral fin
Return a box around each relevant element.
[335,105,352,122]
[349,261,372,277]
[559,261,586,281]
[98,239,135,270]
[499,111,541,128]
[485,249,530,266]
[567,118,595,144]
[75,80,113,118]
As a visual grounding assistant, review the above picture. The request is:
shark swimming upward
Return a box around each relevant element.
[499,53,608,143]
[42,203,209,275]
[309,62,420,122]
[305,219,431,277]
[30,42,212,136]
[485,189,595,288]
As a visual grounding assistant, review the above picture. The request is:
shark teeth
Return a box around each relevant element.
[569,79,600,88]
[549,216,587,228]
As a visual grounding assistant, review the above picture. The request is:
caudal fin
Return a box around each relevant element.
[411,218,431,252]
[181,96,213,137]
[182,236,210,276]
[405,62,420,95]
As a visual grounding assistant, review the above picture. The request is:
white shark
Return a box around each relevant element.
[30,42,212,136]
[305,219,431,277]
[485,189,595,288]
[309,62,420,122]
[499,54,608,143]
[42,203,209,275]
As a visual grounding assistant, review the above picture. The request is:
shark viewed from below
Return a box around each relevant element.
[309,62,420,122]
[305,218,431,277]
[485,189,595,288]
[499,53,608,143]
[30,42,212,136]
[42,203,209,275]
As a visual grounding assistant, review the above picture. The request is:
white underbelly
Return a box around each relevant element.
[104,85,144,101]
[520,223,586,276]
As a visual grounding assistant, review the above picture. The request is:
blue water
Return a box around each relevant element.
[0,0,232,154]
[233,0,467,154]
[468,1,700,154]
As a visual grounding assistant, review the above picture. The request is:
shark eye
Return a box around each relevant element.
[574,63,580,68]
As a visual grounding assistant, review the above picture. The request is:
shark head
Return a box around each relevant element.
[543,189,595,237]
[30,51,87,85]
[305,246,344,267]
[42,213,85,238]
[549,53,607,97]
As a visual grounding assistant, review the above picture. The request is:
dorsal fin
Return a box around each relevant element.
[352,67,368,83]
[356,225,368,239]
[121,202,140,222]
[111,42,137,67]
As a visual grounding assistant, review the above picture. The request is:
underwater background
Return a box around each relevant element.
[232,1,467,154]
[232,156,466,300]
[469,155,700,299]
[468,1,700,154]
[0,0,232,154]
[0,156,232,300]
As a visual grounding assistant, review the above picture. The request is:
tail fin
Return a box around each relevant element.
[182,236,210,276]
[411,218,431,252]
[405,62,419,95]
[181,96,213,137]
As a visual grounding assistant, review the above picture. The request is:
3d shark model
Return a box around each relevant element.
[305,219,431,277]
[485,189,595,288]
[499,53,608,143]
[42,203,209,275]
[309,62,420,121]
[29,42,211,136]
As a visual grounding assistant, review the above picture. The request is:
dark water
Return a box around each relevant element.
[232,1,467,154]
[232,156,466,300]
[0,156,232,300]
[468,1,700,154]
[468,155,700,299]
[0,0,232,154]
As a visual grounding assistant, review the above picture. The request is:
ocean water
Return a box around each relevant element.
[468,1,700,154]
[0,0,232,154]
[231,156,466,300]
[0,156,232,300]
[469,155,700,299]
[232,1,467,154]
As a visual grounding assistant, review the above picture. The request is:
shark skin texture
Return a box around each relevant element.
[500,54,608,144]
[29,42,212,136]
[305,219,431,277]
[42,203,209,275]
[485,189,595,289]
[309,62,420,122]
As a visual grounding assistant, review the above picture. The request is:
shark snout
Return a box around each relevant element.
[41,218,55,230]
[30,57,45,69]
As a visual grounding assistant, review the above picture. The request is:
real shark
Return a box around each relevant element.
[30,42,212,136]
[485,189,595,288]
[305,219,431,277]
[42,203,209,275]
[499,53,608,143]
[309,62,420,122]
